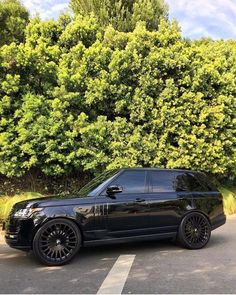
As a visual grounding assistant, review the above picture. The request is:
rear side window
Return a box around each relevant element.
[150,171,175,192]
[110,170,147,194]
[175,173,189,191]
[195,173,217,191]
[175,172,208,192]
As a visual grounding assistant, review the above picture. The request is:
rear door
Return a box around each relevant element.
[148,170,192,233]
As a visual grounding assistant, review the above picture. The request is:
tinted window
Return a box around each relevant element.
[79,169,119,197]
[195,173,217,191]
[175,173,189,191]
[110,170,147,194]
[151,171,175,192]
[175,172,206,192]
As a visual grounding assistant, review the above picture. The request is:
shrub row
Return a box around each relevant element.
[0,16,235,179]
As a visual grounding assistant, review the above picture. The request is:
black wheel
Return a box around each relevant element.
[177,212,211,249]
[33,218,81,266]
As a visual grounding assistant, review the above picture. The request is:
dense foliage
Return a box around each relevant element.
[0,0,29,46]
[0,5,235,182]
[70,0,168,31]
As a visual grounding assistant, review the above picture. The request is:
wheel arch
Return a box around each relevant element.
[31,216,84,249]
[177,209,212,249]
[181,209,211,226]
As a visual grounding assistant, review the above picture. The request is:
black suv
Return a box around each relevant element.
[5,168,226,265]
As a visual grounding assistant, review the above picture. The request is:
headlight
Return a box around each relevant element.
[14,208,43,218]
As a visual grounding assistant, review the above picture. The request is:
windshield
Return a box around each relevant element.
[78,169,120,197]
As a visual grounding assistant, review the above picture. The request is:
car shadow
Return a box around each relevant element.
[0,232,230,269]
[80,238,176,256]
[207,233,230,247]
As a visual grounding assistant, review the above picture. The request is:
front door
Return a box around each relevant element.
[99,170,150,238]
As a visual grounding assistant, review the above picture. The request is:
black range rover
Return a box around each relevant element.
[5,168,226,265]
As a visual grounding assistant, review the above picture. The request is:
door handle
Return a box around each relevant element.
[135,198,145,203]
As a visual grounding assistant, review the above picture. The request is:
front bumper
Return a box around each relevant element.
[4,218,35,251]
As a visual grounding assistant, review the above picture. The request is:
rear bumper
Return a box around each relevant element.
[211,213,226,231]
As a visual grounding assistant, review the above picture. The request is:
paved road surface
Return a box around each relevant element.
[0,217,235,294]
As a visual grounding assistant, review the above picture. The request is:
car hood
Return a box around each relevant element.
[13,194,91,210]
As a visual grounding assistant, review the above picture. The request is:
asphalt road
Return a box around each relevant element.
[0,216,236,294]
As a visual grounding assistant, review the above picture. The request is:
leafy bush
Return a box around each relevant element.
[0,192,43,222]
[70,0,168,32]
[0,0,29,46]
[0,15,235,181]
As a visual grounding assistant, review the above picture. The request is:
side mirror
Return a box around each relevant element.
[106,185,123,195]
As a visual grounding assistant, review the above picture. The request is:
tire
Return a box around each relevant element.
[177,212,211,249]
[33,218,81,266]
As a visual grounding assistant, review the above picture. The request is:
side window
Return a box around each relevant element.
[195,173,217,192]
[175,172,205,192]
[175,173,189,191]
[110,170,147,194]
[151,171,175,192]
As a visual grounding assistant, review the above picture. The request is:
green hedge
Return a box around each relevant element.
[0,16,235,179]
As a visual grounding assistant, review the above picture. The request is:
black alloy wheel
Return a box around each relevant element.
[33,218,81,266]
[177,212,211,249]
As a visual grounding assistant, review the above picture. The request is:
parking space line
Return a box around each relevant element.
[97,254,135,294]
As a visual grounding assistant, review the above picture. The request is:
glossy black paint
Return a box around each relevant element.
[5,168,226,250]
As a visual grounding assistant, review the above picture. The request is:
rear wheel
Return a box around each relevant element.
[33,218,81,266]
[177,212,211,249]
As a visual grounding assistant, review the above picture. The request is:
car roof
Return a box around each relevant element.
[119,167,201,174]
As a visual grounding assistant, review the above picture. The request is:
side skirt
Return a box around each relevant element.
[83,232,177,247]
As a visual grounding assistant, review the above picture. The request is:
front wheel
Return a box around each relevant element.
[177,212,211,249]
[33,218,81,266]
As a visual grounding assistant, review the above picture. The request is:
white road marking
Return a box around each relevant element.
[97,254,135,294]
